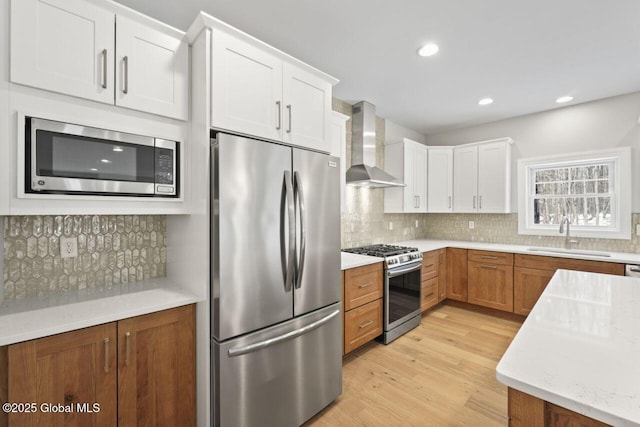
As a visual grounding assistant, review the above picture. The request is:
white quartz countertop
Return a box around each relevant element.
[340,252,383,270]
[341,238,640,271]
[0,278,202,346]
[496,269,640,426]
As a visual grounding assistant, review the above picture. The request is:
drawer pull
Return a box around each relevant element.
[358,320,374,329]
[358,282,374,288]
[103,338,110,373]
[424,264,435,268]
[424,291,435,297]
[481,255,498,259]
[480,265,498,269]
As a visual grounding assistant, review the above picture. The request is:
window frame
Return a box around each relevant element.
[517,147,631,240]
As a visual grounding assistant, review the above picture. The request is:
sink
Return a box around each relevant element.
[526,247,611,258]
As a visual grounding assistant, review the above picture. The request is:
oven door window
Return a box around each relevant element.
[387,266,421,326]
[35,130,155,183]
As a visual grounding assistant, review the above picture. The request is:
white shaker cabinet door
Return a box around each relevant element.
[453,145,479,212]
[10,0,114,104]
[115,15,189,120]
[414,143,428,212]
[211,30,283,141]
[427,147,453,212]
[477,141,510,213]
[282,63,332,153]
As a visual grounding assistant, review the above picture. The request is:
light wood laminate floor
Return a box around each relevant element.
[306,303,523,427]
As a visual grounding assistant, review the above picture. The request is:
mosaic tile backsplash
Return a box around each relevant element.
[3,215,166,300]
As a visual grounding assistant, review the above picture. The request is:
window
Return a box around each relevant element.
[518,148,631,239]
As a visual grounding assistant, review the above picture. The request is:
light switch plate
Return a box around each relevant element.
[60,237,78,258]
[469,221,475,229]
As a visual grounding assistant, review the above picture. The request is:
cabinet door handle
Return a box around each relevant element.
[122,56,129,94]
[286,104,292,133]
[276,101,282,130]
[448,196,452,209]
[125,331,131,366]
[358,320,373,329]
[358,282,374,288]
[479,195,483,209]
[103,338,110,373]
[473,195,476,209]
[101,49,108,89]
[480,265,498,269]
[417,195,420,208]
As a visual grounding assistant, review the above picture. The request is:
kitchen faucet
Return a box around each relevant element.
[559,217,579,249]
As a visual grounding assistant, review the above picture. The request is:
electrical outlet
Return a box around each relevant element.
[60,237,78,258]
[388,221,393,231]
[468,221,475,230]
[636,224,640,236]
[415,220,419,228]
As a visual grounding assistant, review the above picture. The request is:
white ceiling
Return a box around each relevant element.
[115,0,640,135]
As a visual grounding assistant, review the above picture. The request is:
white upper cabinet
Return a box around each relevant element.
[453,145,479,212]
[282,63,332,152]
[209,27,337,153]
[10,0,189,120]
[211,30,283,141]
[11,0,114,105]
[427,147,453,212]
[452,138,512,213]
[384,138,428,213]
[115,15,189,121]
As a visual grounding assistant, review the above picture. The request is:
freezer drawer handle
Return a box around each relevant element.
[228,309,340,357]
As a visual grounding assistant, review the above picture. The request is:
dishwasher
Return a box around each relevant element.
[624,264,640,277]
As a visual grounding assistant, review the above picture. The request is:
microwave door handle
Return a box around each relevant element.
[294,171,306,289]
[284,171,295,292]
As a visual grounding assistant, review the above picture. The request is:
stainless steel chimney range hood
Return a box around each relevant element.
[346,101,405,188]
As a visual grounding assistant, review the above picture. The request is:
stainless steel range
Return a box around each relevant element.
[343,244,423,343]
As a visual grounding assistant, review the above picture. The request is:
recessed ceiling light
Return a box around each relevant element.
[478,98,494,106]
[417,43,439,57]
[556,96,574,104]
[100,159,111,164]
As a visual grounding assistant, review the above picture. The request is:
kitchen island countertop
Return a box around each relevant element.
[496,269,640,426]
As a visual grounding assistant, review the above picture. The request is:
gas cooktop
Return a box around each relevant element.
[343,244,419,258]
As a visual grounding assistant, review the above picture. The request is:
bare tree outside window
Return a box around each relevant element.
[531,162,614,228]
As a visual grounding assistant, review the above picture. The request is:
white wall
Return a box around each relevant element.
[385,118,426,145]
[425,92,640,211]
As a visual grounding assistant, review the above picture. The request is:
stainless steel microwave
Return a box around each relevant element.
[26,117,179,197]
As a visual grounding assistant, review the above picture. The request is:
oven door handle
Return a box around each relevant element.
[386,261,422,278]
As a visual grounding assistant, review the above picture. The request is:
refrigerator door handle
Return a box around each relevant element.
[294,171,306,289]
[284,171,296,292]
[227,309,340,357]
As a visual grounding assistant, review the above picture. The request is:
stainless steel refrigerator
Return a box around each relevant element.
[210,133,342,427]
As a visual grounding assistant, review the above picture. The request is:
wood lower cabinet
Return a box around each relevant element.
[513,267,555,315]
[342,263,384,354]
[513,255,625,316]
[118,304,195,427]
[344,299,383,354]
[4,323,117,427]
[467,250,514,312]
[421,249,445,311]
[0,305,195,427]
[446,248,468,302]
[508,387,609,427]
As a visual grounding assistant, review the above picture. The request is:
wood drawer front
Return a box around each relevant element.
[468,261,514,312]
[421,277,438,312]
[422,252,439,280]
[468,250,514,266]
[344,263,383,311]
[514,254,624,275]
[344,299,383,354]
